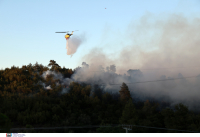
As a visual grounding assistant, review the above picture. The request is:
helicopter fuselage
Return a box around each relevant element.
[65,34,72,40]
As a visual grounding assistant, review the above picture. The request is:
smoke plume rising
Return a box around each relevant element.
[83,14,200,76]
[76,14,200,110]
[42,14,200,110]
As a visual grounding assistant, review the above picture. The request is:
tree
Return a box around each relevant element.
[33,62,41,72]
[102,92,112,104]
[173,103,190,131]
[92,84,103,100]
[127,69,143,79]
[119,83,131,102]
[48,60,61,71]
[138,100,163,132]
[82,62,89,68]
[161,103,190,132]
[78,114,91,125]
[110,65,116,73]
[119,98,138,124]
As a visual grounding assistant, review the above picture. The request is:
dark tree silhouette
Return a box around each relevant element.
[48,60,61,71]
[119,82,132,103]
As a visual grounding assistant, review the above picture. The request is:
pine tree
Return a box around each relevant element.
[48,60,61,71]
[119,98,138,124]
[119,82,131,102]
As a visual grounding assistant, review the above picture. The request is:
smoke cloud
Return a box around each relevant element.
[83,14,200,76]
[66,35,85,57]
[41,14,200,110]
[76,14,200,110]
[42,70,73,88]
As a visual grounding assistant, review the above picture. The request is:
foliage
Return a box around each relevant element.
[119,82,132,103]
[0,60,200,133]
[119,98,138,125]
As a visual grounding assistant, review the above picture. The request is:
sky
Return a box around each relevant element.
[0,0,200,70]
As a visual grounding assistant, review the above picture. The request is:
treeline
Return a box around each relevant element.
[0,60,200,133]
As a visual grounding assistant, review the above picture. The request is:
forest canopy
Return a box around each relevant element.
[0,60,200,133]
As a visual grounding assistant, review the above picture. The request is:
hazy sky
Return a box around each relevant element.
[0,0,200,70]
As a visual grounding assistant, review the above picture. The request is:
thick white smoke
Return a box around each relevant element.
[41,62,200,110]
[42,70,63,80]
[76,14,200,110]
[66,35,85,57]
[41,70,73,91]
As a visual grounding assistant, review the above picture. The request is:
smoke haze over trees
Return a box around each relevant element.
[78,14,200,110]
[0,60,200,133]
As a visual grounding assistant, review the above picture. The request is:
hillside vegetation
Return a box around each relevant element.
[0,60,200,133]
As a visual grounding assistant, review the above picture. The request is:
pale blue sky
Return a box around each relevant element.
[0,0,200,70]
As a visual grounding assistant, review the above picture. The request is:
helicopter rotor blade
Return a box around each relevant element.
[55,32,67,33]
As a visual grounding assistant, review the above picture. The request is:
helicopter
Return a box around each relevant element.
[55,30,78,40]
